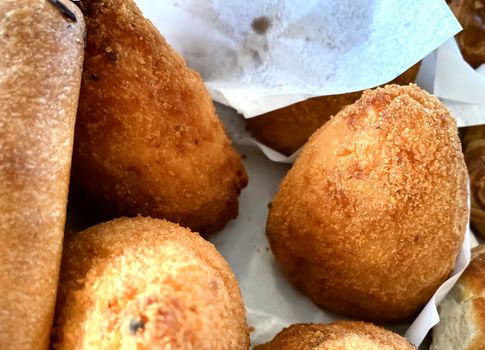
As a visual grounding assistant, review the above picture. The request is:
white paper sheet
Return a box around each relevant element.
[136,0,461,117]
[416,39,485,127]
[210,144,471,348]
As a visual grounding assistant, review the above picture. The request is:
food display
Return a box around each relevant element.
[0,0,481,349]
[431,245,485,350]
[463,125,485,238]
[53,217,249,349]
[266,84,468,322]
[71,0,247,234]
[246,64,420,156]
[254,322,416,350]
[448,0,485,68]
[0,0,85,349]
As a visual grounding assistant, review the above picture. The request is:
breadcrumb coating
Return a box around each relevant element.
[266,84,468,322]
[246,64,420,155]
[53,217,249,349]
[255,322,416,350]
[71,0,247,234]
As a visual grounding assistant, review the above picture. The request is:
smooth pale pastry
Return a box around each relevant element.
[431,245,485,350]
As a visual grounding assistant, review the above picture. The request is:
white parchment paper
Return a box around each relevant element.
[416,39,485,127]
[137,0,461,117]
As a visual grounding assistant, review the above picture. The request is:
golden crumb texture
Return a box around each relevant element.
[0,0,85,349]
[254,322,416,350]
[71,0,247,234]
[52,217,249,350]
[267,84,468,322]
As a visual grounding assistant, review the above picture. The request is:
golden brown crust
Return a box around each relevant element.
[254,322,416,350]
[463,125,485,238]
[448,0,485,68]
[266,84,468,322]
[71,0,247,234]
[246,64,420,155]
[53,217,249,349]
[0,1,85,349]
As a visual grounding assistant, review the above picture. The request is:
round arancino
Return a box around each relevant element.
[53,217,249,350]
[266,84,468,322]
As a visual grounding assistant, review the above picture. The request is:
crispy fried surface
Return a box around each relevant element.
[449,0,485,68]
[53,217,249,350]
[71,0,247,234]
[255,322,416,350]
[246,64,420,155]
[266,84,468,322]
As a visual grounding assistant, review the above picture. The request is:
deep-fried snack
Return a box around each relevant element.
[448,0,485,68]
[72,0,248,234]
[53,217,249,349]
[463,125,485,237]
[266,84,468,322]
[0,1,84,349]
[255,322,416,350]
[246,64,420,155]
[431,245,485,350]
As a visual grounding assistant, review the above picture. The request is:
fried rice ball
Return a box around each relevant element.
[448,0,485,68]
[254,322,416,350]
[71,0,247,234]
[266,84,468,322]
[52,217,249,349]
[246,64,420,155]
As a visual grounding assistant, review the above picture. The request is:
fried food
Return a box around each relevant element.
[246,64,420,155]
[431,245,485,350]
[71,0,247,234]
[266,84,468,322]
[463,125,485,238]
[0,1,85,349]
[448,0,485,68]
[53,217,249,350]
[255,322,416,350]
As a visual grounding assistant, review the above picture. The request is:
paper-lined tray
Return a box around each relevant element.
[416,39,485,127]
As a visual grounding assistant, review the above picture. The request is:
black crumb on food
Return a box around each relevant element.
[129,318,145,335]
